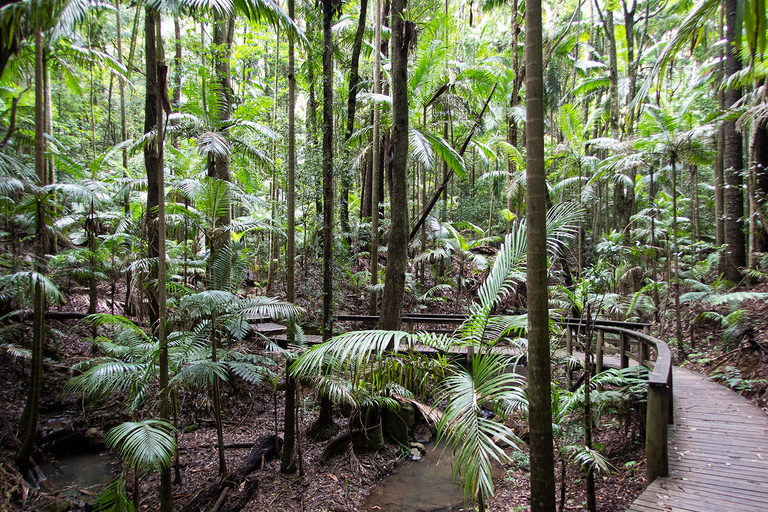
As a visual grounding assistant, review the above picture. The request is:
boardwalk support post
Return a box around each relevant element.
[646,381,669,482]
[596,330,604,374]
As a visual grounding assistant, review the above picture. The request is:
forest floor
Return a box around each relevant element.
[0,271,767,511]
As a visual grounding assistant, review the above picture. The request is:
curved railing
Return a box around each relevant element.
[561,318,673,484]
[335,313,673,485]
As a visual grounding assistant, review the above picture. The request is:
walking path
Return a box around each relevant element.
[627,367,768,512]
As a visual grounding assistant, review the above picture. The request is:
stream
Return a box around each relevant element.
[360,441,466,512]
[38,452,121,499]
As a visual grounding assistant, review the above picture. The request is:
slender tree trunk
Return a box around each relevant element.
[379,0,409,332]
[116,0,133,316]
[309,0,339,441]
[211,315,227,476]
[16,18,47,476]
[144,10,172,510]
[368,0,382,316]
[321,0,334,341]
[281,0,298,474]
[723,0,746,282]
[209,13,234,270]
[341,0,369,245]
[526,0,556,507]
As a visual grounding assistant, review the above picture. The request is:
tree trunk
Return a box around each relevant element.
[144,10,172,511]
[16,18,46,476]
[310,0,339,441]
[340,0,369,245]
[379,0,409,332]
[369,0,383,316]
[209,13,234,270]
[526,0,556,508]
[281,0,298,474]
[723,0,746,282]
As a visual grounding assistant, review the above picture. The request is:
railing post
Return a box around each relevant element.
[639,340,650,368]
[646,382,669,483]
[596,330,604,374]
[566,325,573,355]
[668,370,674,424]
[619,332,629,369]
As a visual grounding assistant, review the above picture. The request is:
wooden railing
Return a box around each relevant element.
[561,318,673,484]
[336,313,673,484]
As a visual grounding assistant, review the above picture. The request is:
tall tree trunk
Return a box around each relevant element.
[267,29,280,293]
[622,0,637,135]
[723,0,746,282]
[144,10,172,511]
[281,0,298,475]
[16,18,47,476]
[369,0,382,316]
[671,154,683,352]
[310,0,339,441]
[526,0,556,508]
[340,0,369,246]
[379,0,409,332]
[209,13,234,270]
[754,124,768,253]
[714,8,726,252]
[116,0,133,316]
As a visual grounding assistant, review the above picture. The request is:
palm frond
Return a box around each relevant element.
[105,419,175,472]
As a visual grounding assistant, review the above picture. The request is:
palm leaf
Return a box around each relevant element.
[106,419,175,472]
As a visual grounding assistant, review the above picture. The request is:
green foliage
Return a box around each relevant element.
[105,419,176,472]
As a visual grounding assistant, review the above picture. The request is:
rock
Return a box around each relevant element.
[382,401,416,445]
[409,442,426,455]
[84,428,105,450]
[41,500,70,512]
[413,424,432,443]
[410,448,422,460]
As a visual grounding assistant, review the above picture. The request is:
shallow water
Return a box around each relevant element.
[39,452,121,497]
[360,441,466,512]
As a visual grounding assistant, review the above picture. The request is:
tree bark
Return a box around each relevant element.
[144,10,172,511]
[16,18,46,476]
[209,13,234,271]
[526,0,556,508]
[723,0,746,282]
[341,0,369,244]
[369,0,382,316]
[281,0,298,475]
[379,0,409,332]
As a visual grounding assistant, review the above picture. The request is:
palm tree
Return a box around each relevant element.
[292,206,580,510]
[525,0,557,505]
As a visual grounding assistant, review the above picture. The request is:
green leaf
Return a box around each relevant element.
[106,420,175,472]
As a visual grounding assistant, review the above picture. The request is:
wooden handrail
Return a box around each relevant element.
[336,313,671,484]
[563,320,672,485]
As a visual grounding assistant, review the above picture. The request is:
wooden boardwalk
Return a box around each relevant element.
[628,367,768,512]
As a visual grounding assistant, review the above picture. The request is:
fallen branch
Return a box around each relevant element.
[181,434,281,512]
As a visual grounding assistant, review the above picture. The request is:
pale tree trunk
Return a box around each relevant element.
[526,0,556,508]
[368,0,382,316]
[116,0,133,316]
[379,0,409,332]
[267,29,280,293]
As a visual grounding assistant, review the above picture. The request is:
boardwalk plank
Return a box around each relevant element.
[626,366,768,512]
